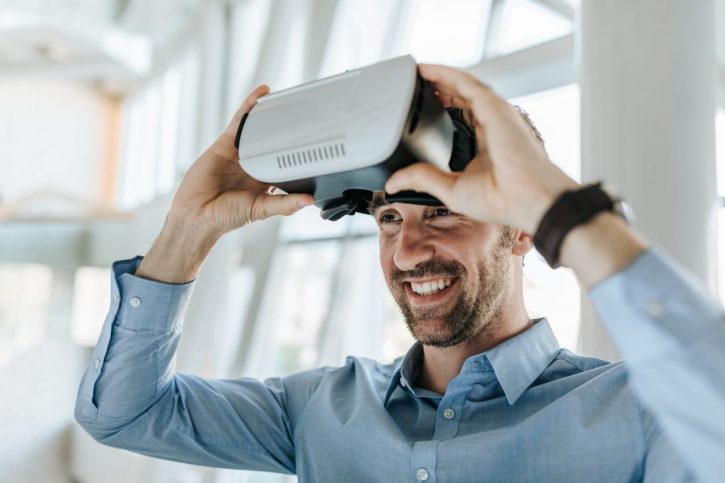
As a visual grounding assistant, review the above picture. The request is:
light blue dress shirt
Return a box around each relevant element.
[75,249,725,482]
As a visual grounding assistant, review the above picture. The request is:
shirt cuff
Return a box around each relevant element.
[112,256,196,334]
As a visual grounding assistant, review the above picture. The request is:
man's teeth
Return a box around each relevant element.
[410,279,452,296]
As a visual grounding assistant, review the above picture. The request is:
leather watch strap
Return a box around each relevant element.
[533,182,614,268]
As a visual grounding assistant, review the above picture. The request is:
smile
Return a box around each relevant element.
[407,277,455,296]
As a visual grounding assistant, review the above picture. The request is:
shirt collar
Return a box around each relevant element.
[384,318,561,407]
[384,342,423,406]
[485,318,561,404]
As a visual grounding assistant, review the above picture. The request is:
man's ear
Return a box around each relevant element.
[511,230,534,257]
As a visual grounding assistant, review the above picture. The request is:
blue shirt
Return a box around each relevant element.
[75,249,725,482]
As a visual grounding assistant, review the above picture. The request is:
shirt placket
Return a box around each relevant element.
[410,439,439,482]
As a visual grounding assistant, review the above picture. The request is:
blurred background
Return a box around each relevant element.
[0,0,723,482]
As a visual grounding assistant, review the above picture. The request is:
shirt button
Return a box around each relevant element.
[646,300,665,318]
[416,468,429,481]
[129,297,142,308]
[94,358,101,369]
[443,408,455,420]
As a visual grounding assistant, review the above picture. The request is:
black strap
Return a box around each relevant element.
[533,183,614,268]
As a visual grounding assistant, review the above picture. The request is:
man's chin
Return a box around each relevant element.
[408,318,468,348]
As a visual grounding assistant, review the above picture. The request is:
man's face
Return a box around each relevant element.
[373,202,515,348]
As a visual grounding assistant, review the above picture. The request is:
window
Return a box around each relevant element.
[71,266,112,347]
[402,0,492,65]
[0,263,53,367]
[247,209,411,381]
[319,0,492,77]
[716,109,725,304]
[511,84,581,350]
[119,52,199,209]
[489,0,572,56]
[319,0,407,77]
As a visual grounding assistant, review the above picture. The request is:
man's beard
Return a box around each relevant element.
[389,244,510,348]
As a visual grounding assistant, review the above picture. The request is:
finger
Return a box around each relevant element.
[419,64,491,109]
[385,163,458,204]
[225,84,271,134]
[250,193,315,221]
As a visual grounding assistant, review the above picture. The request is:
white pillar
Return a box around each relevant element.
[578,0,718,360]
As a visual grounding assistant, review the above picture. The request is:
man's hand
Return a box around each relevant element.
[387,64,647,287]
[168,85,314,238]
[385,64,579,234]
[135,85,314,284]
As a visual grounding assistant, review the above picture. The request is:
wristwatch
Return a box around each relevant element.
[533,182,634,268]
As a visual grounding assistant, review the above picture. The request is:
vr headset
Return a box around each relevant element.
[235,55,477,221]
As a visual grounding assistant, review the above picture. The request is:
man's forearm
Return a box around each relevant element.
[558,212,649,289]
[136,214,220,284]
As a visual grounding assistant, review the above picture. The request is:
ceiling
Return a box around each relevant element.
[0,0,203,92]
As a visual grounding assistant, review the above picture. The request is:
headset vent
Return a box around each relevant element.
[276,141,346,170]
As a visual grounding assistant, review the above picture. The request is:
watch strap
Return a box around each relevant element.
[533,182,614,268]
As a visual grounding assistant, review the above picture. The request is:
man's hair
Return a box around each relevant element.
[456,105,546,152]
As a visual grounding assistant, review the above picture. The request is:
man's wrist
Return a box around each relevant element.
[524,177,580,235]
[135,214,220,284]
[559,212,648,288]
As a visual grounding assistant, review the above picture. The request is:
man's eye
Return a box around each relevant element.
[433,208,451,217]
[378,213,399,224]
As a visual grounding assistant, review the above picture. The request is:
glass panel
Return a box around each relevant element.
[227,0,274,113]
[157,66,182,194]
[71,266,112,347]
[511,84,581,350]
[262,241,341,377]
[0,263,53,367]
[716,109,725,197]
[318,0,402,77]
[348,211,379,236]
[381,287,414,364]
[279,205,350,241]
[176,47,202,173]
[403,0,491,65]
[492,0,572,56]
[523,253,580,350]
[720,207,725,305]
[510,84,581,182]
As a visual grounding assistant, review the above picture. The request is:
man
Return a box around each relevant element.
[75,65,724,482]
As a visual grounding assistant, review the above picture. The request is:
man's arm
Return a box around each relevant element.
[385,64,725,483]
[75,86,315,470]
[74,258,300,472]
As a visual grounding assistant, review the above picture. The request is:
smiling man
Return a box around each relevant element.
[75,66,725,482]
[372,198,531,395]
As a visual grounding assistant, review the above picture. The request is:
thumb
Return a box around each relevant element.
[385,163,458,204]
[249,192,315,221]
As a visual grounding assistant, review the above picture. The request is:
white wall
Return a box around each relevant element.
[0,78,113,207]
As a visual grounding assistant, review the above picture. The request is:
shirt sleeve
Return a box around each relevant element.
[589,248,725,483]
[74,257,297,473]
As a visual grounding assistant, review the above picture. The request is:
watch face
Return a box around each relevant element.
[614,200,636,225]
[601,184,635,225]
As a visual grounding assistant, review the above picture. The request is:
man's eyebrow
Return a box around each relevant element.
[367,197,390,216]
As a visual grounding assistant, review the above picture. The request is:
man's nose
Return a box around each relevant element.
[393,224,435,272]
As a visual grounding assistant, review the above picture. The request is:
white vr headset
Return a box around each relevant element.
[235,55,477,220]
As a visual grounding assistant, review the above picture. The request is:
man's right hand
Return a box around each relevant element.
[135,85,314,284]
